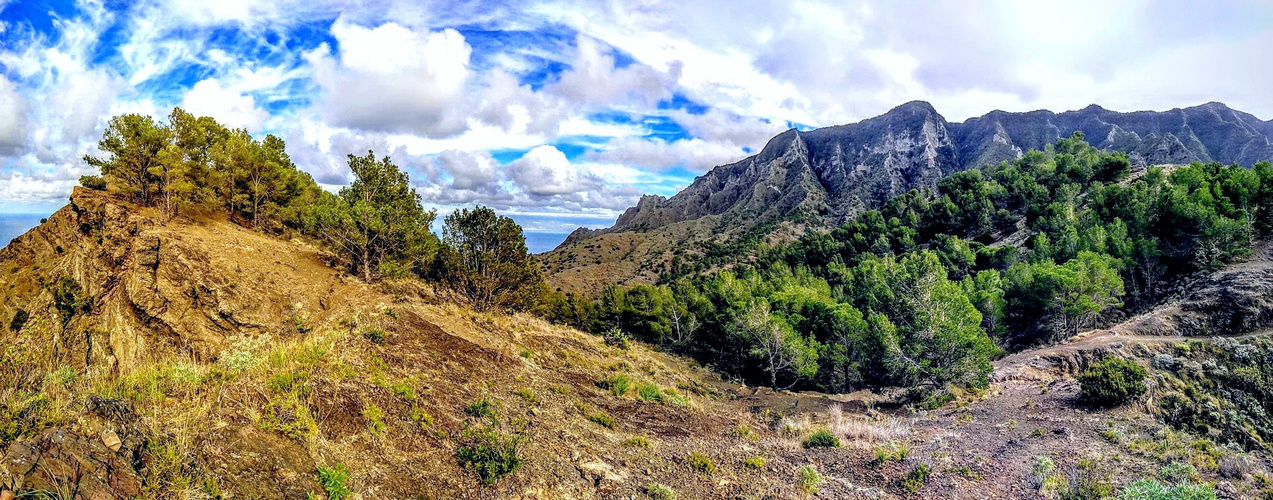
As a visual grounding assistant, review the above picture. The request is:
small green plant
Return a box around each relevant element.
[390,382,416,402]
[1158,461,1196,484]
[362,403,386,436]
[646,483,677,500]
[728,423,757,441]
[519,349,533,359]
[587,411,615,429]
[1031,455,1056,484]
[796,465,821,497]
[408,406,433,428]
[1078,357,1147,407]
[363,327,386,345]
[624,436,650,448]
[549,384,569,395]
[875,440,910,464]
[687,451,716,474]
[44,365,77,388]
[316,464,352,500]
[904,463,932,495]
[1061,457,1114,500]
[602,327,630,350]
[744,455,766,469]
[514,388,537,403]
[1118,478,1217,500]
[803,428,840,449]
[1032,427,1049,437]
[595,374,631,397]
[465,398,496,418]
[636,383,664,403]
[456,427,523,486]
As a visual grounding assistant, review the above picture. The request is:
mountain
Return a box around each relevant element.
[543,101,1273,294]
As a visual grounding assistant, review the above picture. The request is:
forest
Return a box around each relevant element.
[542,134,1273,398]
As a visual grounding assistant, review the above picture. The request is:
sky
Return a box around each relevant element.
[1,0,1271,243]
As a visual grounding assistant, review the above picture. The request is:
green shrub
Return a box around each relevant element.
[602,327,630,350]
[79,175,107,191]
[1078,357,1147,407]
[390,383,416,402]
[1158,461,1197,483]
[456,427,523,486]
[625,436,650,448]
[687,451,716,474]
[803,428,840,449]
[362,403,386,436]
[1117,478,1217,500]
[1060,458,1114,500]
[646,483,677,500]
[744,455,766,469]
[316,464,351,500]
[729,423,757,441]
[636,383,664,403]
[363,327,386,345]
[408,406,433,428]
[465,398,496,418]
[587,411,615,429]
[796,465,821,496]
[595,374,631,397]
[904,463,932,495]
[514,388,537,403]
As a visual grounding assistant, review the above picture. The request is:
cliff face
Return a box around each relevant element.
[585,101,1273,241]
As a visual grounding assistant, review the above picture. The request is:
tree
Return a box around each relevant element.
[734,300,817,390]
[305,151,437,282]
[438,206,545,312]
[1054,252,1124,336]
[84,113,173,206]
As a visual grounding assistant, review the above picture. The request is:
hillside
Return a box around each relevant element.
[545,101,1273,294]
[3,188,1273,498]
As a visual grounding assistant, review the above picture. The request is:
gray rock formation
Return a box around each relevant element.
[569,101,1273,247]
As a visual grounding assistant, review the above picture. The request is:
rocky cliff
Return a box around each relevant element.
[579,101,1273,242]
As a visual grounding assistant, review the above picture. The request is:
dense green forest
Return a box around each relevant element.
[83,110,1273,400]
[543,134,1273,397]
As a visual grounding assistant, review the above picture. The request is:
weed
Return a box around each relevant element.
[728,423,757,441]
[364,327,386,345]
[519,349,533,360]
[796,465,821,497]
[687,451,716,474]
[390,382,416,402]
[514,388,537,403]
[549,384,569,395]
[875,440,911,464]
[1032,427,1049,437]
[803,428,840,449]
[595,374,631,397]
[456,427,523,486]
[465,398,496,418]
[636,382,663,403]
[408,406,433,428]
[744,455,766,469]
[587,411,615,429]
[362,403,386,436]
[1158,461,1197,483]
[646,483,677,500]
[903,463,932,495]
[316,464,352,500]
[1059,457,1113,500]
[624,436,650,448]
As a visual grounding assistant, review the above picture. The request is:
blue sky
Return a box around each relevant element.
[1,0,1271,239]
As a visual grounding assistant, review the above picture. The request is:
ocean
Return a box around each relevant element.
[0,213,47,249]
[524,232,570,254]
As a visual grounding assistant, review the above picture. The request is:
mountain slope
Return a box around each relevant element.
[545,101,1273,294]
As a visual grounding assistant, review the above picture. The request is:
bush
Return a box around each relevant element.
[464,398,496,418]
[803,428,841,449]
[636,383,664,403]
[596,374,631,397]
[602,327,631,350]
[1117,478,1217,500]
[1060,458,1114,500]
[1158,461,1196,483]
[796,465,821,496]
[624,436,650,448]
[587,411,615,429]
[744,455,765,469]
[362,403,386,436]
[646,483,677,500]
[456,427,523,486]
[904,463,932,495]
[79,175,107,191]
[1079,357,1147,407]
[316,464,352,500]
[363,328,386,345]
[687,451,715,474]
[514,388,537,403]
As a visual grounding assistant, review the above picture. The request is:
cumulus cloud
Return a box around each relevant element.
[181,79,270,131]
[306,17,474,137]
[507,145,599,197]
[548,35,681,109]
[587,136,745,172]
[0,76,27,154]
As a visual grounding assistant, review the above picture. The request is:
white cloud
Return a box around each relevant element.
[507,145,598,197]
[548,34,681,109]
[0,76,27,154]
[181,78,270,131]
[306,17,474,137]
[587,136,745,172]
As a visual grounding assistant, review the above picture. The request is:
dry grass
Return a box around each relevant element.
[825,404,913,447]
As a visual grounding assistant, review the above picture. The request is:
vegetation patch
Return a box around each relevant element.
[1079,357,1147,407]
[802,428,841,449]
[317,464,352,500]
[687,451,716,474]
[456,427,524,486]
